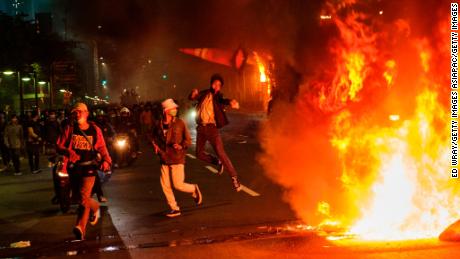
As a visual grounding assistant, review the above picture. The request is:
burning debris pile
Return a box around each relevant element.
[259,0,455,240]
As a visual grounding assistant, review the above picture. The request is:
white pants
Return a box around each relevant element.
[160,164,196,210]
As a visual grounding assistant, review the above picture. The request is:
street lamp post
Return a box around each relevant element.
[33,75,38,110]
[22,76,31,113]
[38,81,50,109]
[19,72,23,115]
[3,70,24,115]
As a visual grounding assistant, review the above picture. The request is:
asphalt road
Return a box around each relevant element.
[0,112,459,258]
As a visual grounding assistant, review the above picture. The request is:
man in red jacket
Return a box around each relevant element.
[57,102,112,240]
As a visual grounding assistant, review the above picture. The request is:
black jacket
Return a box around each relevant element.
[190,89,231,128]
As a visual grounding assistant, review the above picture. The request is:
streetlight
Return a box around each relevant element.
[38,81,51,109]
[2,70,24,115]
[22,75,38,109]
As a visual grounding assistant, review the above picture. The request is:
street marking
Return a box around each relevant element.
[204,166,261,196]
[186,154,197,159]
[205,166,219,174]
[240,185,260,196]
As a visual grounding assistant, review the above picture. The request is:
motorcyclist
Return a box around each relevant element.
[56,102,112,240]
[116,107,140,154]
[95,109,116,159]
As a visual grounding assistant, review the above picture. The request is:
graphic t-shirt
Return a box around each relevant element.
[72,124,97,163]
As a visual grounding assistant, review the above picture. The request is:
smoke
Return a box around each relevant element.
[62,0,327,100]
[258,0,450,228]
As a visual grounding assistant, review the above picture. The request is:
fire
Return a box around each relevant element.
[253,51,271,95]
[331,89,452,240]
[259,0,455,242]
[383,60,396,87]
[320,2,453,240]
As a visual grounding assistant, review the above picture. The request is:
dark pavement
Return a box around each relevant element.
[1,112,460,258]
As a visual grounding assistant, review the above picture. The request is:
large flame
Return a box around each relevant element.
[259,1,454,241]
[334,89,454,240]
[324,2,453,240]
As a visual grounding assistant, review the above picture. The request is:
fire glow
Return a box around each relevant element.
[253,51,271,95]
[260,1,455,242]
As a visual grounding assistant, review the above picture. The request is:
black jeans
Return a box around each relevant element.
[26,143,40,171]
[0,141,10,166]
[195,125,238,177]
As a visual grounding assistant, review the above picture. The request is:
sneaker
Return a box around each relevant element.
[73,226,84,240]
[231,176,242,192]
[166,210,181,218]
[193,184,203,205]
[90,209,100,226]
[32,169,42,174]
[217,160,224,175]
[14,172,22,176]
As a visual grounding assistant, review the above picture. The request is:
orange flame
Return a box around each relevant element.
[253,52,271,95]
[260,1,453,242]
[383,60,396,87]
[321,3,453,240]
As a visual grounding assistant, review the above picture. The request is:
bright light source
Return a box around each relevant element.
[58,171,69,177]
[101,62,106,66]
[379,10,383,15]
[38,81,46,85]
[189,110,197,120]
[3,71,14,76]
[148,59,152,64]
[320,15,332,20]
[21,77,31,82]
[100,56,104,60]
[116,139,126,148]
[389,114,400,121]
[59,89,66,93]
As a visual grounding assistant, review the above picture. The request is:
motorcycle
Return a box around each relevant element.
[113,133,137,167]
[51,153,106,213]
[51,155,72,213]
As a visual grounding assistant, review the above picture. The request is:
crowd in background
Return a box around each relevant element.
[0,100,192,176]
